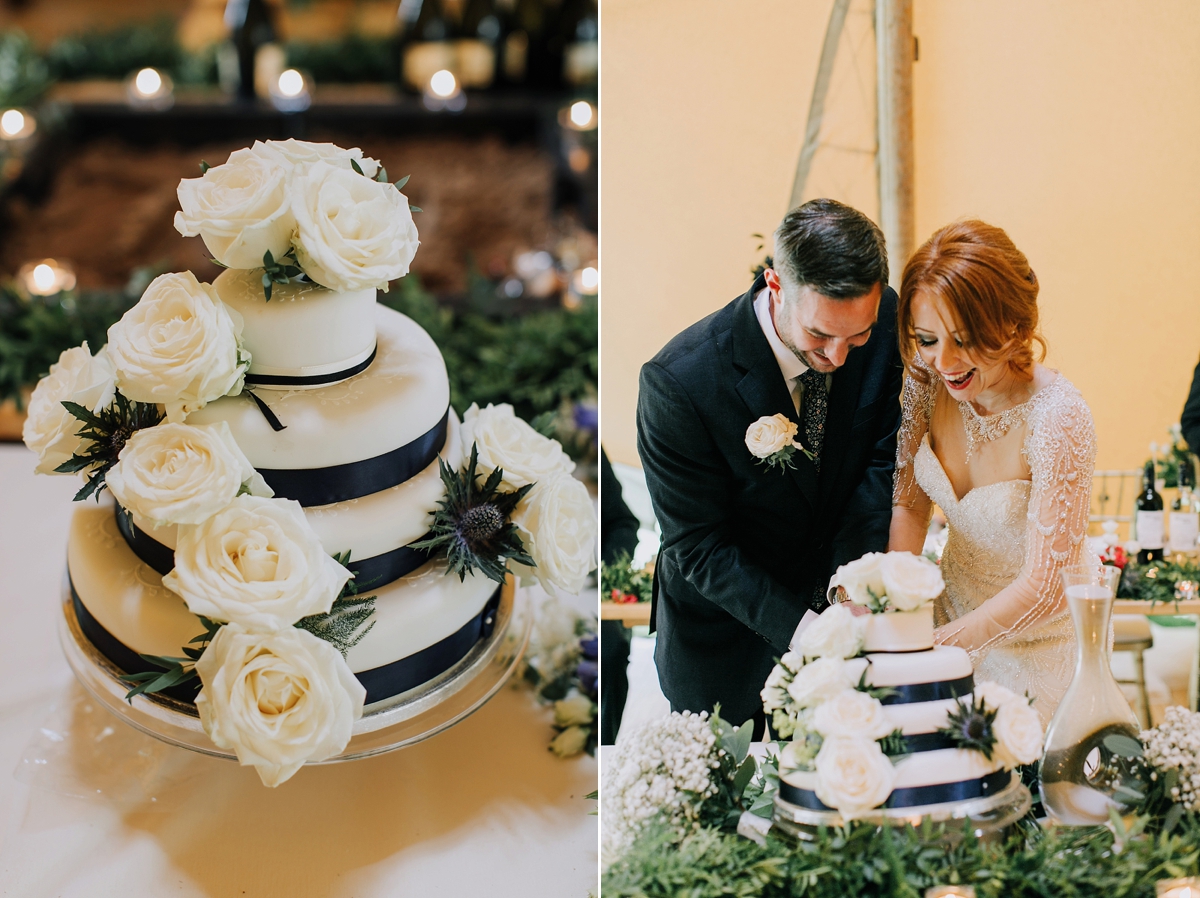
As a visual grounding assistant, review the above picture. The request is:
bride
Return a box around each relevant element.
[887,220,1095,725]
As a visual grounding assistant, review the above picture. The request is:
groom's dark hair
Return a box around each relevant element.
[773,198,888,299]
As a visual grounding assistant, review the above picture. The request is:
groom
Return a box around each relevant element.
[637,198,903,728]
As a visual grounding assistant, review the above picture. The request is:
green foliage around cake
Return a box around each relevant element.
[412,443,534,584]
[294,551,377,657]
[56,392,165,501]
[121,615,221,701]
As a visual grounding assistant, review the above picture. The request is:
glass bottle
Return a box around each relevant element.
[1039,563,1141,825]
[1136,459,1165,564]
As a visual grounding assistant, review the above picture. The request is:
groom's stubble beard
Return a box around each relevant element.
[774,298,840,374]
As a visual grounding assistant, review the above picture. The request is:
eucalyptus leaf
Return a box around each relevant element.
[1103,733,1144,757]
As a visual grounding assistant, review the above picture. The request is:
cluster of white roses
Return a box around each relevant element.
[600,710,719,866]
[22,341,116,474]
[174,139,420,294]
[830,550,945,611]
[460,402,597,597]
[1142,705,1200,812]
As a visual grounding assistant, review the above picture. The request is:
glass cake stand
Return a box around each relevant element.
[772,774,1032,845]
[57,571,531,762]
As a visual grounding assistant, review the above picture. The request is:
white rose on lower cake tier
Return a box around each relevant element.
[811,689,894,741]
[831,553,887,607]
[22,342,116,474]
[107,271,247,423]
[291,161,419,293]
[814,735,896,814]
[195,623,366,787]
[512,473,598,597]
[798,603,866,661]
[107,421,273,527]
[991,694,1043,767]
[879,552,944,611]
[784,657,854,709]
[460,402,575,490]
[163,496,351,630]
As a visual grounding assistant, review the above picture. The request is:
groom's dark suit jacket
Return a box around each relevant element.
[637,275,903,724]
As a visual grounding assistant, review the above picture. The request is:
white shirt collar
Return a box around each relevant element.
[753,287,809,383]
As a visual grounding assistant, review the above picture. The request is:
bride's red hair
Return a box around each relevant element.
[898,220,1046,384]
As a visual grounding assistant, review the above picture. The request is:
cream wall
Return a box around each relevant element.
[602,0,1200,473]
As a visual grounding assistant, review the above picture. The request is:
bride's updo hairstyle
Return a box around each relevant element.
[898,219,1046,384]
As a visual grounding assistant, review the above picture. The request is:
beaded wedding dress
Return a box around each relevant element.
[893,367,1097,726]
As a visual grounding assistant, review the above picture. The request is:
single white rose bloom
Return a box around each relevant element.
[291,161,419,292]
[549,725,590,758]
[831,552,887,607]
[785,657,853,709]
[174,147,296,270]
[195,623,365,787]
[512,474,597,598]
[798,603,867,660]
[779,649,807,675]
[744,413,798,459]
[22,342,116,474]
[553,692,596,728]
[107,421,273,528]
[107,272,247,423]
[251,138,380,179]
[814,735,896,814]
[163,495,351,630]
[992,698,1044,768]
[971,680,1019,713]
[879,552,944,611]
[811,689,893,741]
[459,402,575,489]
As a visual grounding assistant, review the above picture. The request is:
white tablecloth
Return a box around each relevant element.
[0,445,597,897]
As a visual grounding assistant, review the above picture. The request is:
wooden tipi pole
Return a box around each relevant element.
[876,0,915,289]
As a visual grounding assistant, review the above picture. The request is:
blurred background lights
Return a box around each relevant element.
[569,100,594,129]
[126,67,173,109]
[580,266,599,292]
[430,70,459,100]
[0,109,34,140]
[19,259,77,297]
[278,69,305,98]
[134,68,162,96]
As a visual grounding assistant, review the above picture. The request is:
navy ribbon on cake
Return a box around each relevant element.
[778,768,1011,811]
[256,406,450,507]
[243,344,378,388]
[113,503,434,588]
[876,674,974,705]
[68,572,501,706]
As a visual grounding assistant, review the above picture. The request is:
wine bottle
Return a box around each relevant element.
[1170,456,1200,557]
[1137,459,1165,564]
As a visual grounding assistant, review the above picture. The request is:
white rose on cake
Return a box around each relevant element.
[195,623,366,787]
[291,161,419,292]
[971,680,1018,711]
[811,690,894,741]
[744,414,799,459]
[992,698,1043,767]
[831,552,887,607]
[785,657,854,709]
[813,735,896,815]
[460,402,575,489]
[251,138,380,179]
[879,552,944,611]
[22,342,116,474]
[174,147,297,270]
[798,603,866,660]
[163,496,351,630]
[107,272,247,423]
[512,474,597,597]
[106,421,273,528]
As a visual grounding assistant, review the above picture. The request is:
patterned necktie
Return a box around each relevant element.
[799,368,828,471]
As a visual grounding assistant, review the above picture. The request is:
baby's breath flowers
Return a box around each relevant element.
[1142,705,1200,812]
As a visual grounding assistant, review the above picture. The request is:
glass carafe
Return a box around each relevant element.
[1039,563,1141,824]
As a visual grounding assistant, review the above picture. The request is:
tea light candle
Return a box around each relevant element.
[0,108,36,141]
[424,69,466,112]
[18,259,77,296]
[561,99,597,131]
[572,264,599,296]
[925,887,976,898]
[270,69,311,113]
[126,68,174,110]
[1159,877,1200,897]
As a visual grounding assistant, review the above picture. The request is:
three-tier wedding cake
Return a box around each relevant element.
[764,551,1040,829]
[23,140,596,786]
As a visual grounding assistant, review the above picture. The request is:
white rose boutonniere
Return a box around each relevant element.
[174,147,297,270]
[512,473,598,597]
[814,735,896,814]
[460,402,575,489]
[107,421,273,528]
[22,342,116,474]
[163,495,351,631]
[195,623,366,787]
[107,272,248,423]
[745,413,813,471]
[811,689,894,741]
[785,657,854,709]
[879,552,944,611]
[290,161,419,292]
[830,552,887,608]
[798,603,867,661]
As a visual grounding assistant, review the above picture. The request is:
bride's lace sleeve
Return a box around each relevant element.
[938,380,1097,656]
[893,366,936,513]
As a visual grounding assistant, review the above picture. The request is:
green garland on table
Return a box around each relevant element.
[1119,558,1200,605]
[600,550,652,604]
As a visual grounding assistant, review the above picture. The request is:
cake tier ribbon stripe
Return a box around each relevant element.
[876,673,975,705]
[778,768,1012,811]
[257,406,449,507]
[113,504,434,590]
[68,573,501,706]
[243,344,378,388]
[896,731,958,754]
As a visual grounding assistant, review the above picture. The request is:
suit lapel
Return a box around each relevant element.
[731,283,819,511]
